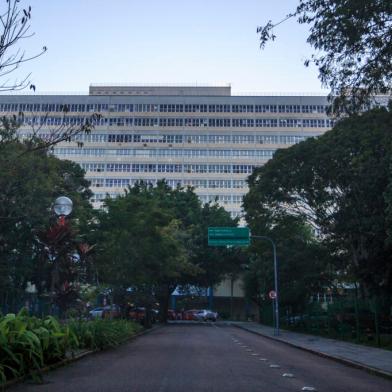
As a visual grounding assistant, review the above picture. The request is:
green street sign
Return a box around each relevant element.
[208,227,250,246]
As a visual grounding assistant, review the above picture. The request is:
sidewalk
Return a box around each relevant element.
[228,321,392,379]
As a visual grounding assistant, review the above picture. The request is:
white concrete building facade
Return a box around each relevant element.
[0,84,332,219]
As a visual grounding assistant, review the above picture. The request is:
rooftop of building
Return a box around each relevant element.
[0,83,330,97]
[89,84,232,96]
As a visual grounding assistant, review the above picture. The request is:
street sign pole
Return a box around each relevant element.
[207,227,279,336]
[252,235,279,336]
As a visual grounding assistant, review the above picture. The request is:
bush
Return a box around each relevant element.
[0,310,72,383]
[67,319,142,350]
[0,310,141,384]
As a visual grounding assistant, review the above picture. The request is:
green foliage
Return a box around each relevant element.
[0,311,141,384]
[94,181,241,292]
[92,181,241,322]
[258,0,392,113]
[0,131,93,311]
[67,319,142,351]
[281,295,392,350]
[94,182,192,288]
[243,214,332,312]
[0,310,72,383]
[184,201,243,288]
[244,107,392,296]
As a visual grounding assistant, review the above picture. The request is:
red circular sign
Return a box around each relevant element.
[269,290,277,299]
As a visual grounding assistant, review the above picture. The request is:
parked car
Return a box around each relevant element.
[129,307,158,324]
[129,307,146,322]
[89,307,104,319]
[102,304,121,319]
[193,309,218,322]
[183,309,199,321]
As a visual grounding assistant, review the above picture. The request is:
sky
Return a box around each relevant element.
[5,0,328,95]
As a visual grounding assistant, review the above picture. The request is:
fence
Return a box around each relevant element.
[259,296,392,349]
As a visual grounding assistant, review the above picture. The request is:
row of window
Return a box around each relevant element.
[88,177,247,189]
[54,147,276,158]
[17,115,333,128]
[0,102,328,114]
[80,162,257,174]
[199,194,243,204]
[90,191,244,206]
[69,133,310,145]
[26,132,311,145]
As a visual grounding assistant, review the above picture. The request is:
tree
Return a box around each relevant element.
[37,221,81,315]
[93,182,194,325]
[183,201,242,289]
[257,0,392,113]
[0,1,99,154]
[147,182,241,287]
[93,181,242,323]
[149,183,243,320]
[0,138,93,312]
[243,213,333,322]
[0,1,99,314]
[244,106,392,297]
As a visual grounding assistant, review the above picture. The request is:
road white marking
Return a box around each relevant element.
[301,387,317,391]
[269,364,281,368]
[251,353,259,356]
[282,373,294,378]
[259,358,267,361]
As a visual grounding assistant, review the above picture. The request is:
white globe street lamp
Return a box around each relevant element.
[53,196,73,225]
[53,196,73,217]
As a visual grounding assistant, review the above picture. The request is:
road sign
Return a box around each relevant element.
[208,227,250,246]
[269,290,277,300]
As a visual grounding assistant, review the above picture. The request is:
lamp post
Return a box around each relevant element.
[50,196,73,316]
[25,281,37,314]
[251,235,279,336]
[53,196,73,225]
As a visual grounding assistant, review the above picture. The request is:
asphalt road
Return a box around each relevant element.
[11,323,392,392]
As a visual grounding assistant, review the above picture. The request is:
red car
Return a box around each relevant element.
[102,304,121,319]
[183,309,199,321]
[129,307,146,322]
[129,307,158,323]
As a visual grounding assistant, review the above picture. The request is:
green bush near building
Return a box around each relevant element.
[0,310,142,385]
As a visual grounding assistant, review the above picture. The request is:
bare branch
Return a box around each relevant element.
[0,1,46,92]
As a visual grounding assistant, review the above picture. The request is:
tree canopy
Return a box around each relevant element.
[243,214,332,316]
[258,0,392,113]
[0,134,93,311]
[244,106,392,296]
[92,181,241,321]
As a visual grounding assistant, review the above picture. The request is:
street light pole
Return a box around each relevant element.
[251,235,279,336]
[51,196,73,315]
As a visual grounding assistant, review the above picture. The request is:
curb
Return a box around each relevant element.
[3,324,161,389]
[231,323,392,381]
[3,350,94,389]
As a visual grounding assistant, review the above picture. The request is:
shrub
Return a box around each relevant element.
[0,311,141,384]
[67,319,142,350]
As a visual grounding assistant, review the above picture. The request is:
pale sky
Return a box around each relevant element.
[5,0,328,94]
